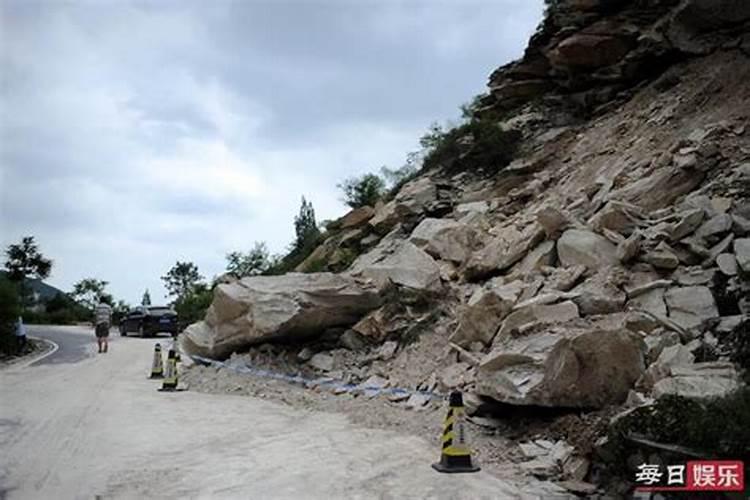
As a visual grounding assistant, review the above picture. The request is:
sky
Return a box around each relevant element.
[0,0,544,305]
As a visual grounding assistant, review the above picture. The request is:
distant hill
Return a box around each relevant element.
[0,271,66,301]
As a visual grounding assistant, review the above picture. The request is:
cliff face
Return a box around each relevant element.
[484,0,750,117]
[182,2,749,479]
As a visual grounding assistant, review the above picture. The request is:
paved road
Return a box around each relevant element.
[26,325,174,366]
[0,327,568,499]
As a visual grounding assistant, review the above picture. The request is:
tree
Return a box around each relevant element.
[338,173,386,209]
[293,197,320,252]
[141,289,151,306]
[226,242,270,278]
[4,236,53,306]
[4,236,53,282]
[173,283,213,327]
[70,278,109,312]
[161,261,204,301]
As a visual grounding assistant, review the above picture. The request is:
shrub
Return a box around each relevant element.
[174,284,213,329]
[421,119,521,176]
[338,174,386,209]
[606,389,750,478]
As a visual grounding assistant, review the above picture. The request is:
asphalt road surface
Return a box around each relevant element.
[0,326,568,499]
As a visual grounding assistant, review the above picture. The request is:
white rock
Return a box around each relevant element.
[180,273,382,359]
[557,229,618,271]
[409,218,478,263]
[735,238,750,273]
[476,327,645,408]
[716,253,739,276]
[653,362,740,400]
[496,301,580,339]
[309,353,335,372]
[350,240,442,292]
[450,280,524,346]
[664,286,719,330]
[668,208,704,241]
[464,223,546,279]
[695,213,733,240]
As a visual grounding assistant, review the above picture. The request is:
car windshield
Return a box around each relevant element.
[146,307,173,315]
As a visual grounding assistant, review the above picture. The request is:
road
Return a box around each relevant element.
[0,325,568,499]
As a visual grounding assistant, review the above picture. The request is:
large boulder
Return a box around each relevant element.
[557,229,618,271]
[349,240,442,292]
[180,273,382,359]
[409,218,478,263]
[464,223,545,280]
[476,327,645,408]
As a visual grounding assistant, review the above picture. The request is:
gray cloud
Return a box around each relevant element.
[0,0,544,303]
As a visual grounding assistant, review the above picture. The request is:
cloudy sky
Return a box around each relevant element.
[0,0,544,305]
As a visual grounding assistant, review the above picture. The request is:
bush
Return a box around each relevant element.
[338,174,386,209]
[174,285,214,329]
[421,118,521,176]
[606,389,750,475]
[0,276,21,354]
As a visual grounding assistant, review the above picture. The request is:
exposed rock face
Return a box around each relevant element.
[349,240,442,292]
[180,273,382,359]
[476,327,645,408]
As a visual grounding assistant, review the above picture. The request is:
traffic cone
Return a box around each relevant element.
[432,391,480,473]
[159,349,178,391]
[149,343,164,379]
[172,338,181,363]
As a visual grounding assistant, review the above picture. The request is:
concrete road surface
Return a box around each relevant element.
[0,326,568,499]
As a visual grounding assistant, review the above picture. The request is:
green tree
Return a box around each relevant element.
[161,261,204,301]
[174,283,213,327]
[338,173,386,209]
[141,289,151,306]
[293,197,320,252]
[70,278,109,312]
[226,242,270,278]
[0,275,21,354]
[4,236,53,306]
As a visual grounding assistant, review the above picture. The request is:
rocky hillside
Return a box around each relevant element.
[181,0,749,493]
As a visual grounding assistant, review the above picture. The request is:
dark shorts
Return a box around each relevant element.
[95,323,110,338]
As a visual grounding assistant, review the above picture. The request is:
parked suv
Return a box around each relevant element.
[119,306,178,337]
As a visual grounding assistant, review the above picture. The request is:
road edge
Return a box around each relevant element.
[0,337,59,371]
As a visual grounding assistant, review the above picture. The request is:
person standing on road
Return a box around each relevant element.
[15,316,27,355]
[94,299,112,354]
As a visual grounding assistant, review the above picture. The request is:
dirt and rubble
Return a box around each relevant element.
[181,1,750,496]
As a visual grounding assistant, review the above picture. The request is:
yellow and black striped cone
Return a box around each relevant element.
[172,339,181,362]
[160,349,178,391]
[149,343,164,379]
[432,391,480,473]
